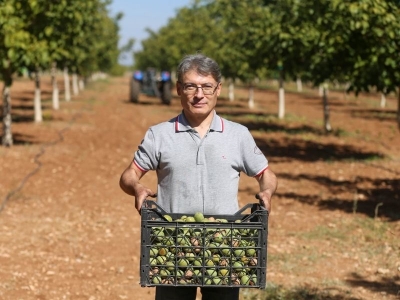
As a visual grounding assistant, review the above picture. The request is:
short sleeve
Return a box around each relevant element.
[133,128,159,171]
[240,129,268,177]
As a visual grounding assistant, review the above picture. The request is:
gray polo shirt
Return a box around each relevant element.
[133,110,268,215]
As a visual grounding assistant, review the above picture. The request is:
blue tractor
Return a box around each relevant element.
[130,68,172,105]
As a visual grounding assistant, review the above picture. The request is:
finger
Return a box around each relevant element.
[135,198,143,214]
[255,194,265,207]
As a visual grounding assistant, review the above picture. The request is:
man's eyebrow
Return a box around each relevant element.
[183,82,214,85]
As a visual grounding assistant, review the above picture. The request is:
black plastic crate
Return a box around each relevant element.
[140,200,268,288]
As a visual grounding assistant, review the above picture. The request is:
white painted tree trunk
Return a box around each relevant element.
[51,62,59,110]
[79,78,85,91]
[278,74,285,119]
[228,81,234,102]
[91,72,107,80]
[64,67,71,101]
[2,85,13,146]
[296,77,303,92]
[323,85,332,132]
[380,93,386,108]
[34,72,43,123]
[278,88,285,119]
[320,85,329,96]
[72,73,79,96]
[248,86,254,109]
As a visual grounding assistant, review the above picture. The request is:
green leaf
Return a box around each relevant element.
[44,26,53,37]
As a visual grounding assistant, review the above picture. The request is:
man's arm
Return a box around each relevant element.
[255,168,278,212]
[119,161,156,213]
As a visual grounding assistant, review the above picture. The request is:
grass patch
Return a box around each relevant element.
[221,113,277,123]
[284,113,307,123]
[295,216,397,261]
[332,128,356,138]
[86,79,110,92]
[300,225,348,242]
[300,216,390,243]
[42,111,53,121]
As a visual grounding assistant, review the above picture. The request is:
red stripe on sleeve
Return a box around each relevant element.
[254,166,269,178]
[133,160,147,172]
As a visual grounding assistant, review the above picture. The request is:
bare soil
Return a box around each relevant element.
[0,75,399,300]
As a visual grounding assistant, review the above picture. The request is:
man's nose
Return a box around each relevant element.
[195,86,205,96]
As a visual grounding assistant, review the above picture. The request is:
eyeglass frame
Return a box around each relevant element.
[178,81,220,95]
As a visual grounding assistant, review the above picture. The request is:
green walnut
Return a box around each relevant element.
[152,275,162,284]
[149,247,158,257]
[194,212,205,222]
[178,258,189,269]
[163,215,173,222]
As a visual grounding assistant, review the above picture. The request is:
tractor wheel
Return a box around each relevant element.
[130,78,140,103]
[161,81,172,105]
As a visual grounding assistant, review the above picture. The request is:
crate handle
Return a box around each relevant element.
[142,199,169,215]
[233,203,259,216]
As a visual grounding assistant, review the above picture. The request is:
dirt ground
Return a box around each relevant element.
[0,75,399,300]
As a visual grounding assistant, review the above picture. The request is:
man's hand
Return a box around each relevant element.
[133,182,156,213]
[256,191,273,212]
[255,168,278,213]
[119,161,155,214]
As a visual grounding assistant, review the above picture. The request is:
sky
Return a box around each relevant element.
[109,0,193,65]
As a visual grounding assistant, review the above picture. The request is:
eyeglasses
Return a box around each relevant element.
[180,82,219,95]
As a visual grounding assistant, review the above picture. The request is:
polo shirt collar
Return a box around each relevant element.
[175,110,224,132]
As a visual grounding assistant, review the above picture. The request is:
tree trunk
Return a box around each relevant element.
[343,83,349,100]
[51,62,59,110]
[228,80,234,102]
[64,67,71,101]
[34,71,43,123]
[296,77,303,92]
[2,77,13,147]
[319,85,323,97]
[79,78,85,91]
[323,84,332,132]
[380,93,386,108]
[278,72,285,119]
[248,85,254,109]
[72,73,79,96]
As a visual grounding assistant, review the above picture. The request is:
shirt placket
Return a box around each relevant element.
[196,132,209,213]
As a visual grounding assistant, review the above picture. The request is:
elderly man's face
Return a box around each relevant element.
[177,70,221,121]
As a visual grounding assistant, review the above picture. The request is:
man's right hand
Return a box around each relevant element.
[119,161,155,214]
[133,182,156,213]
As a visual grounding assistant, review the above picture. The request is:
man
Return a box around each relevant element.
[120,54,278,300]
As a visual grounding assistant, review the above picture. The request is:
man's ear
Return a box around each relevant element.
[176,81,181,96]
[216,82,222,97]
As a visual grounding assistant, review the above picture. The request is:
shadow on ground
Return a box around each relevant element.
[245,284,361,300]
[345,272,400,298]
[254,134,398,220]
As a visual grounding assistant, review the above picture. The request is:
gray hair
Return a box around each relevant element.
[176,54,221,83]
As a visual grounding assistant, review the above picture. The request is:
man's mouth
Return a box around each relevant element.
[190,101,206,107]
